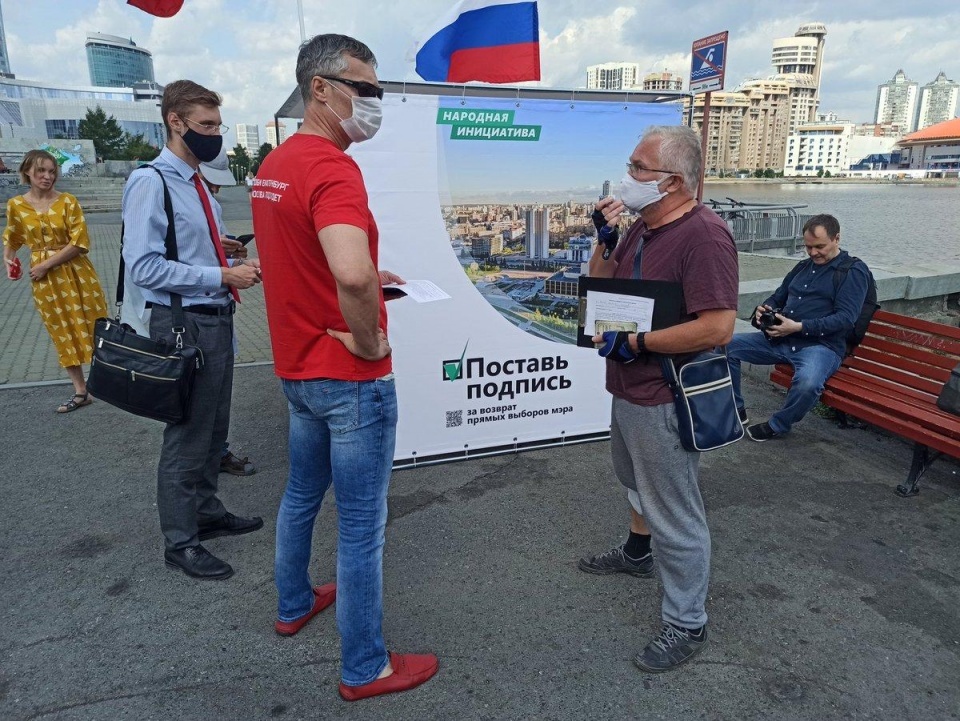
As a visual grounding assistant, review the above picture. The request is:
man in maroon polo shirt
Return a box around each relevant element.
[578,125,739,672]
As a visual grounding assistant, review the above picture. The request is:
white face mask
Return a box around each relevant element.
[619,173,667,212]
[327,82,382,143]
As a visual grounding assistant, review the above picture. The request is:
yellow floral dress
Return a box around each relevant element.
[3,193,107,367]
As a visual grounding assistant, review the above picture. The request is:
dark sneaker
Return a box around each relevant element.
[578,544,654,578]
[737,406,748,425]
[747,421,780,442]
[634,623,708,673]
[220,450,256,476]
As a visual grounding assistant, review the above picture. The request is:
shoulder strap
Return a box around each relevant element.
[784,257,812,286]
[117,164,184,331]
[832,254,861,289]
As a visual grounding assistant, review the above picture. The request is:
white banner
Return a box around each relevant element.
[350,91,681,464]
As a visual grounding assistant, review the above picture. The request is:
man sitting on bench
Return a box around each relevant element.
[728,214,871,441]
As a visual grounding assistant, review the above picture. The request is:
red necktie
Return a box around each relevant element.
[192,172,240,303]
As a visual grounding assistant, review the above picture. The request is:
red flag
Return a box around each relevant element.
[127,0,184,17]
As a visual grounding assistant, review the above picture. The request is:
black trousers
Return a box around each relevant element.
[149,306,233,550]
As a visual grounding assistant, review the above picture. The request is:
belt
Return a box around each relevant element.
[147,301,236,316]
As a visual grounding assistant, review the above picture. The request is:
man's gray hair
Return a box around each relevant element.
[641,125,701,194]
[296,34,378,105]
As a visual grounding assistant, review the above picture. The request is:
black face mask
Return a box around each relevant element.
[181,127,222,163]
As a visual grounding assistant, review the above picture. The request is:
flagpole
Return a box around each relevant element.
[296,0,306,43]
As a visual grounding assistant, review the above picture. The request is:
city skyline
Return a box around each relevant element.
[439,97,679,202]
[3,1,959,151]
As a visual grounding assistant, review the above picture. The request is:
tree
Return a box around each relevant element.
[816,168,825,178]
[763,168,776,178]
[823,170,832,178]
[78,105,125,159]
[231,143,251,181]
[252,143,273,174]
[120,132,160,161]
[753,168,764,178]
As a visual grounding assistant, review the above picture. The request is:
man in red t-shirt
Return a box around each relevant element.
[578,125,739,673]
[251,34,437,701]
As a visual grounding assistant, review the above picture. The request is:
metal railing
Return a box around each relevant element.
[704,199,810,253]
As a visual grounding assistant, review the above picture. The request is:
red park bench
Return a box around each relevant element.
[770,309,960,497]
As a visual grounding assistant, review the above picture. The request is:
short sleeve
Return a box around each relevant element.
[63,194,91,252]
[3,198,23,250]
[680,221,739,315]
[308,154,371,236]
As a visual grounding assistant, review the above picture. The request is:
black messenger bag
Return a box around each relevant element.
[86,166,204,424]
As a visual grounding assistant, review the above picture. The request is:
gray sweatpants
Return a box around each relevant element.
[610,397,710,628]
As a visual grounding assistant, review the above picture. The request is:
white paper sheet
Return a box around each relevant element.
[383,279,451,303]
[584,290,655,335]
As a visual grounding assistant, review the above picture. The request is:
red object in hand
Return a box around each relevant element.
[7,258,21,280]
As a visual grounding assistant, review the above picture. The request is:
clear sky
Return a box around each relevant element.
[5,0,959,150]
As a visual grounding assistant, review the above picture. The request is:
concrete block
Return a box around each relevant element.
[904,266,960,300]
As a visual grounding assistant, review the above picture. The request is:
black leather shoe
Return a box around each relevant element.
[197,512,264,541]
[164,545,234,580]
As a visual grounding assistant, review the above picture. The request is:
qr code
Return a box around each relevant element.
[446,410,462,428]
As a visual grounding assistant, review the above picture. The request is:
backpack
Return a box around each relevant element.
[834,255,879,354]
[777,255,880,355]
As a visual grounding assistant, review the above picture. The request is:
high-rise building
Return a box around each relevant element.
[0,1,12,76]
[266,120,287,147]
[917,71,959,130]
[524,207,550,259]
[687,23,826,172]
[737,78,792,171]
[601,180,611,198]
[642,71,683,92]
[875,70,919,133]
[771,23,827,132]
[85,33,155,88]
[772,23,826,85]
[235,123,260,154]
[684,92,750,173]
[586,62,639,90]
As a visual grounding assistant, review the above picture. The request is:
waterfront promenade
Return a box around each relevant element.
[1,188,958,720]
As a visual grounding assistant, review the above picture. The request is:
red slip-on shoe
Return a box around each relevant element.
[338,651,439,701]
[274,582,336,636]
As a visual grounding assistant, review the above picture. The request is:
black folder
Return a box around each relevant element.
[576,276,684,348]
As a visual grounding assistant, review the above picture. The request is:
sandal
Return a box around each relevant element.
[56,392,92,414]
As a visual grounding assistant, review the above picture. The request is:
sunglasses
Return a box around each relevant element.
[321,76,384,100]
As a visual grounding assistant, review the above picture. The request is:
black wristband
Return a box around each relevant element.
[635,331,647,353]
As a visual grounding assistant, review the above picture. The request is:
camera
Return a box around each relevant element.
[758,309,783,329]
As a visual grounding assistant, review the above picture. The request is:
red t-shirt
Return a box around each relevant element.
[251,134,390,380]
[607,203,739,406]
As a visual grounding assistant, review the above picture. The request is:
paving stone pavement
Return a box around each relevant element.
[0,186,271,386]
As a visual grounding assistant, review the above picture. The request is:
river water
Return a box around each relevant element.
[707,182,960,271]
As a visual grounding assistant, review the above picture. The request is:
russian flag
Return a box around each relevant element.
[415,1,541,84]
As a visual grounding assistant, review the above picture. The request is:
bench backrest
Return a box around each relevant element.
[847,310,960,398]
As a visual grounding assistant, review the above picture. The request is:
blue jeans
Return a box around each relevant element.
[275,376,398,686]
[727,332,842,435]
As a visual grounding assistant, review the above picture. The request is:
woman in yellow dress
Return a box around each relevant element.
[3,149,107,413]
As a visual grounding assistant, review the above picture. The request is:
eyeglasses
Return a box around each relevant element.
[320,76,384,100]
[626,161,677,178]
[182,116,229,135]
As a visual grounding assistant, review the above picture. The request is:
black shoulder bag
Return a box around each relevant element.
[86,166,204,424]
